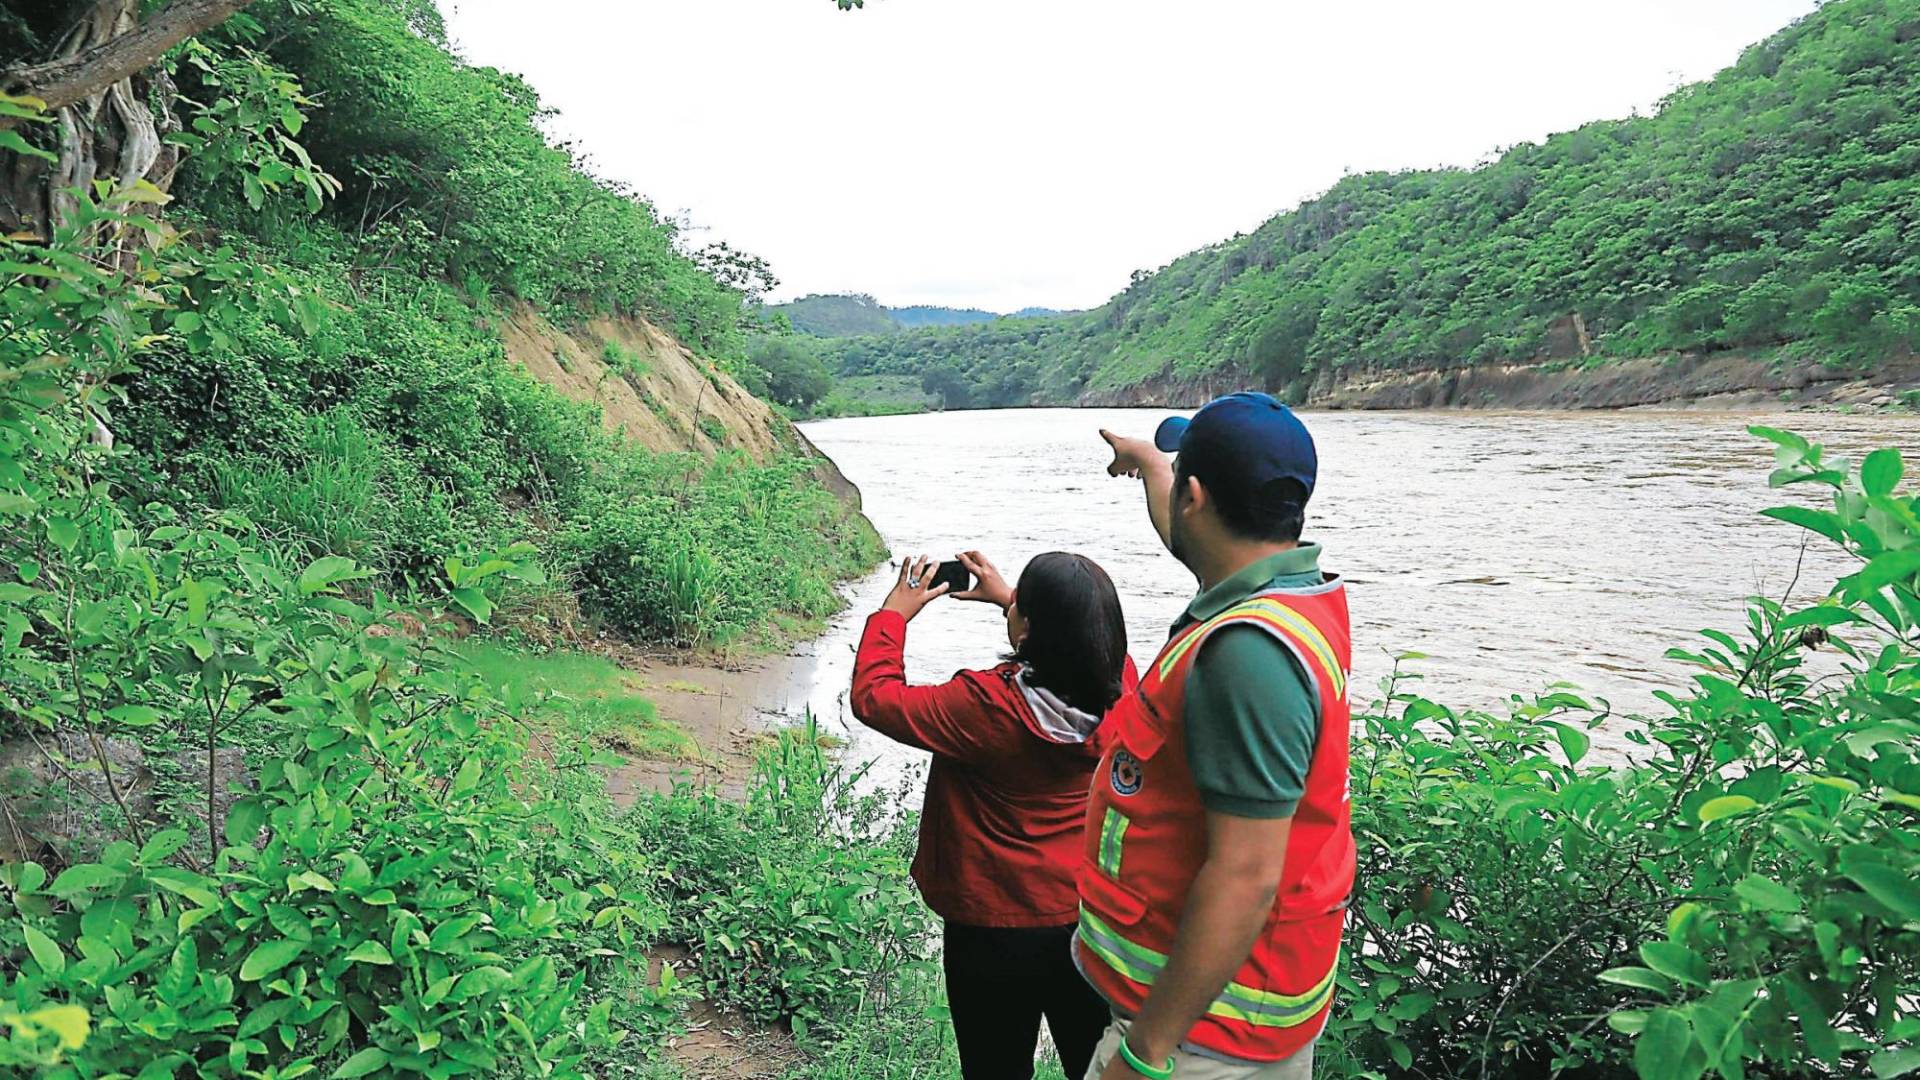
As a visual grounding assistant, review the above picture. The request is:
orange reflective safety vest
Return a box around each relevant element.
[1074,580,1355,1064]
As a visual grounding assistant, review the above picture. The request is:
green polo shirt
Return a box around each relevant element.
[1176,544,1325,819]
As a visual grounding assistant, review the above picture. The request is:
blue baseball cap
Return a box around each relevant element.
[1153,392,1317,499]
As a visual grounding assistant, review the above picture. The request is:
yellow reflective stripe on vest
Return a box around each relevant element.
[1098,808,1129,878]
[1155,597,1347,702]
[1230,597,1347,702]
[1078,907,1339,1029]
[1205,958,1340,1028]
[1154,619,1212,680]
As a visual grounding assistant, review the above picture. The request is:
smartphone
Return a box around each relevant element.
[929,560,973,594]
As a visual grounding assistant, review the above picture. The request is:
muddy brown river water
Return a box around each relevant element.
[782,408,1918,774]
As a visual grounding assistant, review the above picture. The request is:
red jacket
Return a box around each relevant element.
[851,610,1137,927]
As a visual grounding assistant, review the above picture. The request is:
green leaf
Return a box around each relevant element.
[1760,506,1847,547]
[1871,1047,1920,1078]
[239,938,306,982]
[1697,795,1758,823]
[449,586,493,624]
[1635,1009,1702,1080]
[1862,449,1904,497]
[1844,862,1920,922]
[0,130,57,164]
[1639,941,1710,989]
[1846,550,1920,600]
[1749,426,1810,453]
[1548,721,1591,766]
[1600,966,1676,995]
[107,704,163,727]
[345,941,393,965]
[1610,1009,1650,1035]
[46,515,79,551]
[23,924,65,975]
[225,798,266,848]
[1733,875,1800,913]
[450,757,481,798]
[330,1047,390,1079]
[298,555,370,596]
[1778,606,1863,631]
[48,863,119,898]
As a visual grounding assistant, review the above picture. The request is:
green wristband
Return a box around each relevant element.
[1118,1036,1175,1080]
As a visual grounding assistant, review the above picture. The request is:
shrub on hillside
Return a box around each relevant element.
[563,453,881,646]
[627,721,935,1037]
[0,197,670,1075]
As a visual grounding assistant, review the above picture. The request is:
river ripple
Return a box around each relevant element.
[783,408,1919,773]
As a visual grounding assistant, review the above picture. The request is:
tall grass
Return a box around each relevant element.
[207,409,388,566]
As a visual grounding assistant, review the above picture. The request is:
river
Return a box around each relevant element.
[781,408,1917,776]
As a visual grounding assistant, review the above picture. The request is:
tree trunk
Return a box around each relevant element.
[0,0,255,237]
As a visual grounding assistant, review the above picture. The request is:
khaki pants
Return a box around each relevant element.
[1084,1017,1315,1080]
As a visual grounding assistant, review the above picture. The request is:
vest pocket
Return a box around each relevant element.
[1077,857,1149,925]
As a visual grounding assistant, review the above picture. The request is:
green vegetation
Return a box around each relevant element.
[602,341,652,381]
[458,640,699,761]
[4,2,1918,1079]
[773,293,898,337]
[0,0,881,650]
[741,335,836,411]
[809,375,940,419]
[769,293,1059,338]
[822,0,1920,408]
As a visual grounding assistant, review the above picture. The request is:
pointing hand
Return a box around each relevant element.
[1100,428,1163,479]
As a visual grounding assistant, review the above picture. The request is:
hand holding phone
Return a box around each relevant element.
[951,551,1014,610]
[884,555,953,622]
[929,560,974,594]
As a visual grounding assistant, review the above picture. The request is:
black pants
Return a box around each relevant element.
[943,920,1111,1080]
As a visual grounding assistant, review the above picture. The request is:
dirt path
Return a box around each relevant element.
[648,948,804,1079]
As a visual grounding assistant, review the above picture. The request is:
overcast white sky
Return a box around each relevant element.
[442,0,1821,313]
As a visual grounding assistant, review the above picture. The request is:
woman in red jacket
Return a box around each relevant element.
[852,549,1133,1080]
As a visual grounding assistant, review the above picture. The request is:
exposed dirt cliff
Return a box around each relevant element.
[500,305,862,505]
[1072,353,1920,413]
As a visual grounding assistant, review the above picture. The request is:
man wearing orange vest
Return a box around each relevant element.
[1082,393,1355,1080]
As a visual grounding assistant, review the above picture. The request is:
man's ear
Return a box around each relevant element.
[1180,474,1208,516]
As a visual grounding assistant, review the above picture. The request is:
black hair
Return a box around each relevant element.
[1175,457,1309,544]
[1009,552,1128,716]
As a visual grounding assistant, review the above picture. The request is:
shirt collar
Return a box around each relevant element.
[1183,543,1324,624]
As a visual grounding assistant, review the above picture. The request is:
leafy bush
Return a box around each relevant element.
[627,720,936,1038]
[563,453,882,645]
[1322,430,1920,1079]
[0,186,673,1075]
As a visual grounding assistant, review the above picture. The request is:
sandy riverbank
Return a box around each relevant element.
[590,639,827,806]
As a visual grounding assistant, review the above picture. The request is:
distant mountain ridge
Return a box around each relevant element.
[769,293,1072,337]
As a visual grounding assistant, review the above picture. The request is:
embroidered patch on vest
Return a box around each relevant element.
[1110,749,1143,796]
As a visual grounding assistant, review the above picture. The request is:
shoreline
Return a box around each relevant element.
[806,355,1920,420]
[591,638,828,805]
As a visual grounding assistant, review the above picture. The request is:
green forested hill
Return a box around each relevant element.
[774,293,900,335]
[770,292,1055,336]
[825,0,1920,408]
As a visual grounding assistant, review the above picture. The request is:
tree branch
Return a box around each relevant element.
[0,0,258,130]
